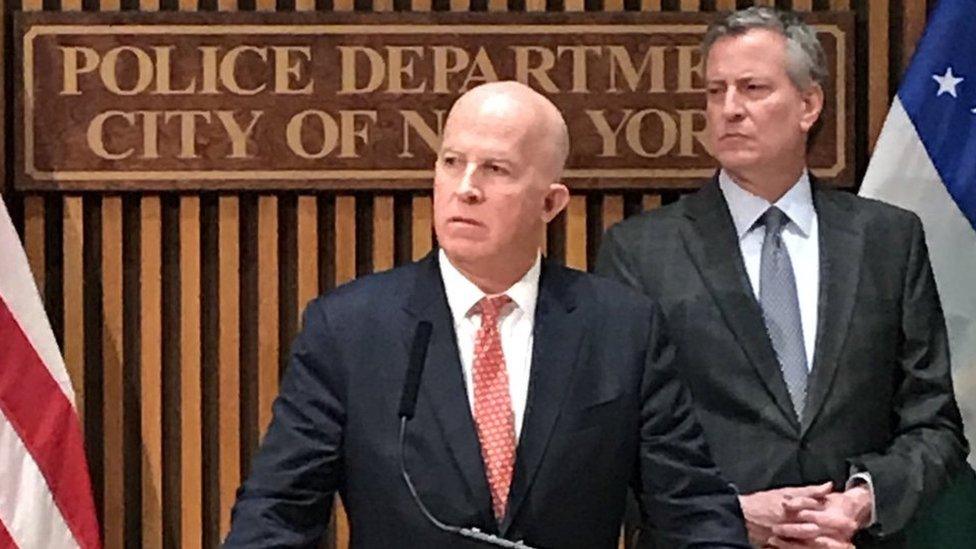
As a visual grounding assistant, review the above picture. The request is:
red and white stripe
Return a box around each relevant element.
[0,195,100,549]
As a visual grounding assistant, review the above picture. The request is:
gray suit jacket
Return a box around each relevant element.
[595,178,968,547]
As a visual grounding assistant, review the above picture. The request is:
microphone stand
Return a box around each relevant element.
[398,417,539,549]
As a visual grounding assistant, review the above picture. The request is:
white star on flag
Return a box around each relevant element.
[933,67,964,97]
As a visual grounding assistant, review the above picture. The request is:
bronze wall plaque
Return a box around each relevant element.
[15,12,854,191]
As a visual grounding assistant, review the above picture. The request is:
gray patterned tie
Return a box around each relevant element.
[759,207,808,420]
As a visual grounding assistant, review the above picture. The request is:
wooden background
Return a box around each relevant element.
[0,0,935,547]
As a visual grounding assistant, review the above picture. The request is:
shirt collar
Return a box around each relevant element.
[438,249,541,324]
[718,169,815,239]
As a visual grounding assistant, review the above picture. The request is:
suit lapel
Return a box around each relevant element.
[501,263,584,535]
[802,189,862,435]
[680,179,800,431]
[402,253,495,528]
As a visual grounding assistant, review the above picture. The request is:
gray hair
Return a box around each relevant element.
[702,6,828,91]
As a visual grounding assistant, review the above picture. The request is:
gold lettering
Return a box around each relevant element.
[512,46,559,93]
[339,110,378,158]
[287,110,340,159]
[387,46,426,94]
[199,46,220,94]
[586,110,632,157]
[625,109,678,158]
[677,109,708,157]
[60,46,99,96]
[216,110,264,159]
[101,46,154,96]
[399,110,446,158]
[557,46,602,93]
[272,46,313,95]
[338,46,385,94]
[676,45,705,93]
[163,111,212,159]
[220,46,268,96]
[87,111,135,160]
[607,45,665,93]
[460,47,499,92]
[151,46,197,95]
[137,111,162,159]
[431,46,469,94]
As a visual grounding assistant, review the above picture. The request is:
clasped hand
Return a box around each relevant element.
[738,482,873,549]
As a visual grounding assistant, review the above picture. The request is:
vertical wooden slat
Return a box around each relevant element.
[602,196,624,231]
[411,196,433,261]
[565,196,587,270]
[102,197,124,549]
[901,0,927,76]
[868,0,889,153]
[24,197,45,295]
[297,196,319,317]
[523,0,542,11]
[680,0,699,10]
[217,196,240,542]
[22,0,43,298]
[604,0,623,12]
[180,197,202,549]
[643,194,662,211]
[335,196,357,285]
[334,0,353,10]
[752,0,773,7]
[642,0,662,11]
[140,197,163,549]
[372,196,395,272]
[830,0,849,10]
[373,0,392,11]
[565,0,583,12]
[63,197,85,424]
[257,196,279,435]
[716,0,734,12]
[450,0,469,10]
[412,0,432,11]
[793,0,812,11]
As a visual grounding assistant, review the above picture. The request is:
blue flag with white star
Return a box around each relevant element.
[896,0,976,229]
[860,1,976,544]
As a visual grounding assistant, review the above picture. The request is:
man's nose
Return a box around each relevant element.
[456,164,481,203]
[722,88,746,120]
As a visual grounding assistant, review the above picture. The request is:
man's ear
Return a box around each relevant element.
[800,83,824,132]
[542,183,570,223]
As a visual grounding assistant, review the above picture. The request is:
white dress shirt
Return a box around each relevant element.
[719,170,819,369]
[439,249,539,440]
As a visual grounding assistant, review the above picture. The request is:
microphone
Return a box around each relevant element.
[398,321,433,420]
[396,322,538,549]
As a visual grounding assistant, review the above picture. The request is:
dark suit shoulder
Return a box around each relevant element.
[816,187,923,239]
[603,199,688,241]
[546,262,662,321]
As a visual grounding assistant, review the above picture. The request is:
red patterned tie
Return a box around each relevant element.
[472,295,517,521]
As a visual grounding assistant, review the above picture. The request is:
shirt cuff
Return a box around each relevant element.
[846,471,877,527]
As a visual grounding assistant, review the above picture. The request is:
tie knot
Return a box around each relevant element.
[476,295,511,323]
[761,206,790,235]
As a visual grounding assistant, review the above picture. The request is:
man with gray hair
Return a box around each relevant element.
[597,7,967,548]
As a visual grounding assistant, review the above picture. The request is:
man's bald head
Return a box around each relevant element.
[443,81,570,182]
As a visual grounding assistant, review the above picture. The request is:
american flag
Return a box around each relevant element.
[0,194,100,548]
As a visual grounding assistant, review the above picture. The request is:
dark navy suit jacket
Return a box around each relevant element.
[224,252,749,548]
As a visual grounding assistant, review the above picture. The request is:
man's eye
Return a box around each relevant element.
[441,156,458,167]
[485,164,508,175]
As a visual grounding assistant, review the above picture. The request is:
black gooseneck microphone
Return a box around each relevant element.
[397,321,539,549]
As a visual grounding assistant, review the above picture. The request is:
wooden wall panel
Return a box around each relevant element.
[2,1,924,548]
